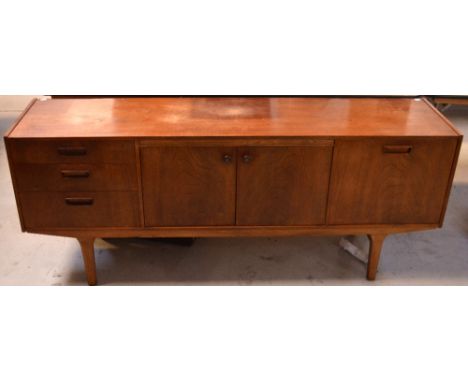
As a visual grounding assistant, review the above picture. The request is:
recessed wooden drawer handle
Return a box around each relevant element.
[383,145,413,154]
[58,147,87,156]
[61,170,90,178]
[65,197,94,206]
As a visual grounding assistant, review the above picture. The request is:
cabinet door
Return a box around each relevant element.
[141,147,236,226]
[236,145,333,226]
[328,139,458,225]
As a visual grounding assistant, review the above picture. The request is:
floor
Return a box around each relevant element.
[0,97,467,285]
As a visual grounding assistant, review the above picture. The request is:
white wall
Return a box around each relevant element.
[0,96,41,112]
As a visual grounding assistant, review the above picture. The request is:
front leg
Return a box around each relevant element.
[77,238,97,286]
[366,234,387,281]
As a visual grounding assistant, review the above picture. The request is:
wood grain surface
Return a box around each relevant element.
[327,138,458,224]
[14,163,138,191]
[141,146,236,226]
[7,97,459,138]
[8,139,135,164]
[19,191,140,228]
[236,145,333,225]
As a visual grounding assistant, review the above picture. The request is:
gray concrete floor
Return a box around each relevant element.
[0,97,467,285]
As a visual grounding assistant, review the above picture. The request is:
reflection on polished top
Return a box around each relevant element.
[9,97,458,138]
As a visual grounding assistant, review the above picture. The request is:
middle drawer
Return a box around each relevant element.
[14,163,138,192]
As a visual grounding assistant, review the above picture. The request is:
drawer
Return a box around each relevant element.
[14,163,138,192]
[19,191,140,228]
[9,139,135,164]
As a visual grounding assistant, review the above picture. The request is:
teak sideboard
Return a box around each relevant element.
[4,97,462,285]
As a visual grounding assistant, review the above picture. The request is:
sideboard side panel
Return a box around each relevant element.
[4,138,27,231]
[437,135,463,226]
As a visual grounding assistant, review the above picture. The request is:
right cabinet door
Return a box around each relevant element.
[328,138,458,225]
[236,144,333,226]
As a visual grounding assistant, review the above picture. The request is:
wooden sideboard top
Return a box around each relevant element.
[7,97,460,139]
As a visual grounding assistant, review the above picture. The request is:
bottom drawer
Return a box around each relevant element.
[19,191,140,229]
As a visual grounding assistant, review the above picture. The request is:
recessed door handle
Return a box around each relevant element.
[383,145,413,154]
[61,170,90,178]
[65,197,94,206]
[58,147,87,156]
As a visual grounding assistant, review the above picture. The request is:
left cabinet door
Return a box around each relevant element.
[141,146,237,226]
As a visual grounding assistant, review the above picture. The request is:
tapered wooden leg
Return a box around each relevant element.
[366,234,386,281]
[78,238,97,286]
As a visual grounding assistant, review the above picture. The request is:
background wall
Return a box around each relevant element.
[0,96,40,112]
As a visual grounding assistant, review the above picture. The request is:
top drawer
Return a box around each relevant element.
[8,139,136,164]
